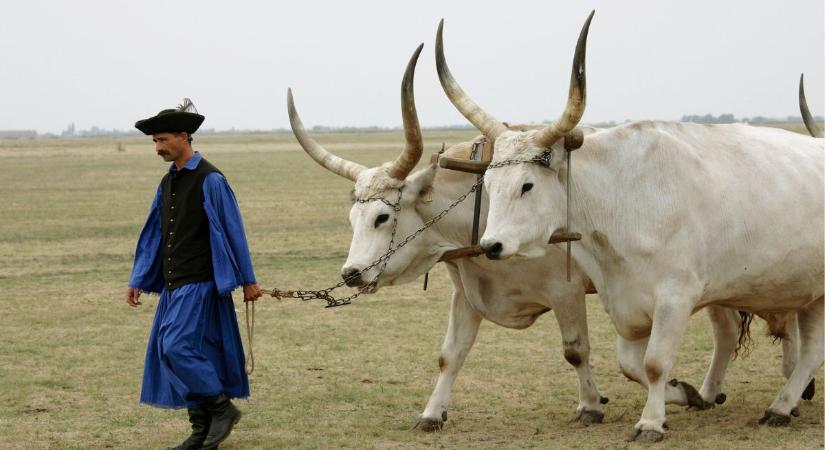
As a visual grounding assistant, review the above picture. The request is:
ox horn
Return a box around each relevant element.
[287,88,366,181]
[533,10,594,149]
[799,74,823,138]
[436,19,508,140]
[387,43,425,180]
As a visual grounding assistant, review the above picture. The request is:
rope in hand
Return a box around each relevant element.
[244,299,255,374]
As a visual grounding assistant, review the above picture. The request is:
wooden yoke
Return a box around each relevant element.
[432,129,583,174]
[564,128,584,151]
[434,155,489,174]
[438,229,581,262]
[562,128,583,281]
[431,136,492,174]
[434,128,585,267]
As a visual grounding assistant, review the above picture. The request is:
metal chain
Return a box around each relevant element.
[486,151,554,170]
[245,151,563,373]
[261,177,484,308]
[259,151,551,308]
[244,148,570,375]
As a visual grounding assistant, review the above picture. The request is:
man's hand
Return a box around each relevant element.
[126,287,142,307]
[243,283,262,302]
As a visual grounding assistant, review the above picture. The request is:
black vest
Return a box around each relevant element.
[160,157,221,290]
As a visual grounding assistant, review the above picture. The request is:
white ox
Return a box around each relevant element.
[286,42,801,432]
[435,11,824,442]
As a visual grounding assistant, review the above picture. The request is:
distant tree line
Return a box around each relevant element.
[0,130,38,139]
[681,113,825,124]
[1,116,822,140]
[682,113,737,123]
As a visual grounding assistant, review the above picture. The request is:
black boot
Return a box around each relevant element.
[201,394,242,448]
[166,408,211,450]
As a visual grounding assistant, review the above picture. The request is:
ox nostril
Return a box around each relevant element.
[342,268,363,286]
[484,242,503,260]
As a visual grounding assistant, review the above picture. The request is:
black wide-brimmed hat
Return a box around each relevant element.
[135,98,205,135]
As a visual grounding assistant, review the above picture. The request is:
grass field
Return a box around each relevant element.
[0,125,822,449]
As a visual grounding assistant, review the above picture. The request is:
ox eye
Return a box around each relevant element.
[374,214,390,228]
[521,183,533,195]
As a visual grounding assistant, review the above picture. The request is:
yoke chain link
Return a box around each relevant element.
[246,152,557,373]
[259,151,552,308]
[260,176,485,308]
[485,150,554,170]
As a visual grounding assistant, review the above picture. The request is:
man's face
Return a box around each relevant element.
[152,132,188,162]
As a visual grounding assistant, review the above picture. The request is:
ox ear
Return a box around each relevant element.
[405,165,437,203]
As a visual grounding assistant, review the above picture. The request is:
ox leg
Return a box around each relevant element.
[551,291,606,425]
[630,300,694,442]
[782,313,800,380]
[415,286,482,432]
[781,313,816,402]
[760,298,824,426]
[616,336,689,406]
[696,306,740,407]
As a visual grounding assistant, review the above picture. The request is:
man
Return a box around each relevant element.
[126,98,262,450]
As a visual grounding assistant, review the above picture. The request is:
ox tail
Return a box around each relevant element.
[734,311,754,359]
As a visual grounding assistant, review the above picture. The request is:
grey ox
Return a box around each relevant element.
[286,37,816,434]
[434,10,824,442]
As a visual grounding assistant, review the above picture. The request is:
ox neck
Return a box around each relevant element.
[554,134,630,292]
[422,171,484,250]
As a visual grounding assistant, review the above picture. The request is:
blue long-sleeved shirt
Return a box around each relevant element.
[129,152,257,295]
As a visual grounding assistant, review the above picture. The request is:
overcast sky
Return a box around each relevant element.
[0,0,822,134]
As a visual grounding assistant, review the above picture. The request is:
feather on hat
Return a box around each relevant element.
[135,98,205,135]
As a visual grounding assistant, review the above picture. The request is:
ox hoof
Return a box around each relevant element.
[628,429,664,443]
[758,410,791,427]
[413,417,444,432]
[669,379,714,410]
[575,409,604,426]
[715,393,727,405]
[600,396,610,405]
[802,379,815,401]
[790,407,800,417]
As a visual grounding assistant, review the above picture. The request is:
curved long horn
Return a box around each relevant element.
[533,10,595,149]
[287,88,366,181]
[436,19,508,140]
[387,43,425,180]
[799,74,823,138]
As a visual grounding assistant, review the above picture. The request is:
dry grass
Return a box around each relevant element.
[0,126,822,449]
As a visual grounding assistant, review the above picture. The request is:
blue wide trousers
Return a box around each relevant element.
[140,281,249,408]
